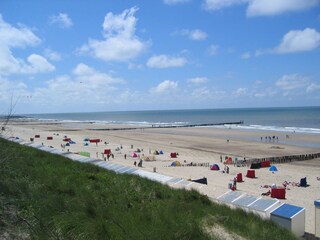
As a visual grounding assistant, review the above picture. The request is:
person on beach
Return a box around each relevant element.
[134,161,137,167]
[124,154,127,159]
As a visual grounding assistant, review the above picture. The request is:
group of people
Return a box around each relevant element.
[260,136,279,142]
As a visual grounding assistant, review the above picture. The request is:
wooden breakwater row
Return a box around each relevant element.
[89,121,244,131]
[248,152,320,165]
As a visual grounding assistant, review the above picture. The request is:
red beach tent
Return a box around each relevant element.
[246,170,255,178]
[89,139,100,143]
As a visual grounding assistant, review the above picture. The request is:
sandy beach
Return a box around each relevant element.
[3,120,320,234]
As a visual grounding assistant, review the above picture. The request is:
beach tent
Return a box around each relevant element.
[69,141,76,144]
[63,138,71,142]
[300,177,308,187]
[132,152,138,158]
[170,152,177,158]
[269,165,278,172]
[83,137,89,141]
[83,143,89,146]
[261,160,271,168]
[246,169,255,178]
[171,161,181,167]
[224,157,232,164]
[66,143,70,146]
[271,188,286,199]
[153,150,159,155]
[250,162,261,169]
[236,173,243,182]
[210,164,220,171]
[104,149,111,155]
[192,177,207,185]
[136,148,141,153]
[159,150,164,154]
[35,135,40,138]
[47,136,53,140]
[89,139,100,143]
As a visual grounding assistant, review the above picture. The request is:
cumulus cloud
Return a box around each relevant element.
[234,87,248,97]
[79,7,148,62]
[146,54,187,68]
[72,63,124,85]
[164,0,190,5]
[50,13,73,28]
[181,29,207,41]
[275,74,310,90]
[152,80,178,93]
[306,83,320,93]
[191,87,210,98]
[203,0,320,17]
[29,64,125,111]
[187,77,208,84]
[275,28,320,53]
[0,15,54,75]
[44,49,61,61]
[247,0,320,17]
[0,77,28,103]
[208,44,219,56]
[203,0,247,11]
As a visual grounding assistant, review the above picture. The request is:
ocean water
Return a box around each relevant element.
[24,106,320,134]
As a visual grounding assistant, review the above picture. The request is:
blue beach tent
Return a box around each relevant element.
[269,165,278,172]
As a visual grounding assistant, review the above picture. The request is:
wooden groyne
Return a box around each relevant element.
[89,121,244,131]
[247,152,320,165]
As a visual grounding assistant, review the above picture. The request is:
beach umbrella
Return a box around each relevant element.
[269,165,278,172]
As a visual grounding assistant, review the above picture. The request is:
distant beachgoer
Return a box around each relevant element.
[227,139,229,143]
[220,155,222,163]
[134,161,137,167]
[124,154,127,159]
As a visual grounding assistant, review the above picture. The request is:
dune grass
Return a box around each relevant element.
[0,138,297,239]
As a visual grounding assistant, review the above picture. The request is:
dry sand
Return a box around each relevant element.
[3,120,320,234]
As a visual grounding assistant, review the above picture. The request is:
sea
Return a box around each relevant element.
[23,106,320,135]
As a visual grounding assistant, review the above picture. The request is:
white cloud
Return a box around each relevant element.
[152,80,178,94]
[203,0,320,17]
[79,7,148,62]
[247,0,320,17]
[181,29,207,41]
[187,77,208,84]
[24,54,55,73]
[208,44,219,55]
[275,28,320,53]
[241,52,251,59]
[191,87,210,98]
[28,64,125,111]
[203,0,247,10]
[164,0,190,5]
[306,83,320,93]
[0,15,54,76]
[275,74,310,90]
[0,77,28,103]
[50,13,73,28]
[234,87,248,97]
[72,63,123,85]
[146,54,187,68]
[44,49,61,61]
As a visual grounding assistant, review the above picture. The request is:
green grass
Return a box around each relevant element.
[0,138,297,240]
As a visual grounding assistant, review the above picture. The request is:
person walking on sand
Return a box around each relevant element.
[134,161,137,167]
[124,154,127,159]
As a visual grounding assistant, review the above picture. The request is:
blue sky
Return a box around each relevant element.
[0,0,320,114]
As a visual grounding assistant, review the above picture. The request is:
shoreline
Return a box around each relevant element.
[2,119,320,234]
